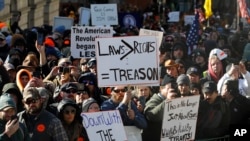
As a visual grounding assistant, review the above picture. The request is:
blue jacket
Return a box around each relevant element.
[101,99,147,129]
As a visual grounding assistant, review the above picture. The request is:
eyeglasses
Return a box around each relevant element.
[25,99,39,105]
[82,80,94,85]
[63,109,76,115]
[113,89,126,93]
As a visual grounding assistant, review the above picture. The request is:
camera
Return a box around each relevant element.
[59,67,70,73]
[32,71,41,78]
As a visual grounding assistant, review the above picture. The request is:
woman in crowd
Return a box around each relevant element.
[57,98,88,141]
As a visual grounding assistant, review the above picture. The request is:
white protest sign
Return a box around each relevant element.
[184,15,195,26]
[81,110,127,141]
[91,4,118,26]
[124,126,142,141]
[71,26,113,58]
[168,11,180,22]
[53,16,74,31]
[79,7,91,26]
[96,36,159,87]
[139,29,163,49]
[161,95,200,141]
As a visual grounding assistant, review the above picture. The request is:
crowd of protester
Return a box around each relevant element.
[1,2,250,141]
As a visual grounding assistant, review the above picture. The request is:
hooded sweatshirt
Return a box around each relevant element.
[16,69,32,92]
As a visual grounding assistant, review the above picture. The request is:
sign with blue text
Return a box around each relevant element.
[81,110,127,141]
[71,26,113,58]
[95,36,159,87]
[161,95,200,141]
[91,4,118,26]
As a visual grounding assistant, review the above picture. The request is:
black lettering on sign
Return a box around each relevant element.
[79,51,95,57]
[72,27,83,33]
[97,40,156,60]
[109,68,158,81]
[96,129,115,141]
[76,44,95,50]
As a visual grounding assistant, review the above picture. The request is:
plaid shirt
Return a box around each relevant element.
[18,110,69,141]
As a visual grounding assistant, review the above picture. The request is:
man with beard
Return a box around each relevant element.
[17,87,68,141]
[220,79,250,125]
[195,81,230,140]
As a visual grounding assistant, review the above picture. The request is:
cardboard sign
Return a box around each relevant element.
[71,26,113,58]
[79,7,91,26]
[184,15,195,26]
[124,126,142,141]
[95,36,159,87]
[53,16,74,31]
[161,95,200,141]
[168,11,180,22]
[91,4,118,26]
[139,29,163,49]
[81,110,127,141]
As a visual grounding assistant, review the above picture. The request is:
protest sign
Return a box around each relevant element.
[79,7,91,26]
[91,4,118,26]
[53,16,73,31]
[95,36,159,87]
[124,126,142,141]
[184,15,195,26]
[161,95,200,141]
[139,29,163,49]
[168,11,180,22]
[71,26,113,58]
[81,110,127,141]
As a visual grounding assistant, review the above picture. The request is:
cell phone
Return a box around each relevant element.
[37,32,44,45]
[32,71,41,78]
[138,96,146,108]
[11,115,18,123]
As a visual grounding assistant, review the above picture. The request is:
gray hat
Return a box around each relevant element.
[176,74,190,85]
[0,93,16,111]
[82,98,98,113]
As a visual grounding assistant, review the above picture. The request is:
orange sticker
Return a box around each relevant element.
[77,137,84,141]
[37,124,45,132]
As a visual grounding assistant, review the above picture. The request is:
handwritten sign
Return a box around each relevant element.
[168,11,180,22]
[53,16,73,31]
[81,110,127,141]
[161,95,200,141]
[71,26,113,58]
[79,7,91,26]
[139,29,163,49]
[95,36,159,87]
[91,4,118,26]
[184,15,195,25]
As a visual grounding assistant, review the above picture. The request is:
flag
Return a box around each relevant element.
[238,0,249,18]
[186,13,199,55]
[203,0,212,19]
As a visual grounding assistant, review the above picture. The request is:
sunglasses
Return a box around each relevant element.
[82,80,94,85]
[113,89,126,93]
[25,99,39,105]
[63,109,76,115]
[65,89,77,94]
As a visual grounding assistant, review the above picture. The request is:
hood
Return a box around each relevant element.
[16,69,32,92]
[57,98,79,113]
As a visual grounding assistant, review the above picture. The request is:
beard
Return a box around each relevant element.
[27,105,43,115]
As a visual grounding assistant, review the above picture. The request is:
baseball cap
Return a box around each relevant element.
[202,81,217,93]
[23,87,41,101]
[186,66,200,76]
[0,93,16,111]
[60,82,78,92]
[4,63,15,71]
